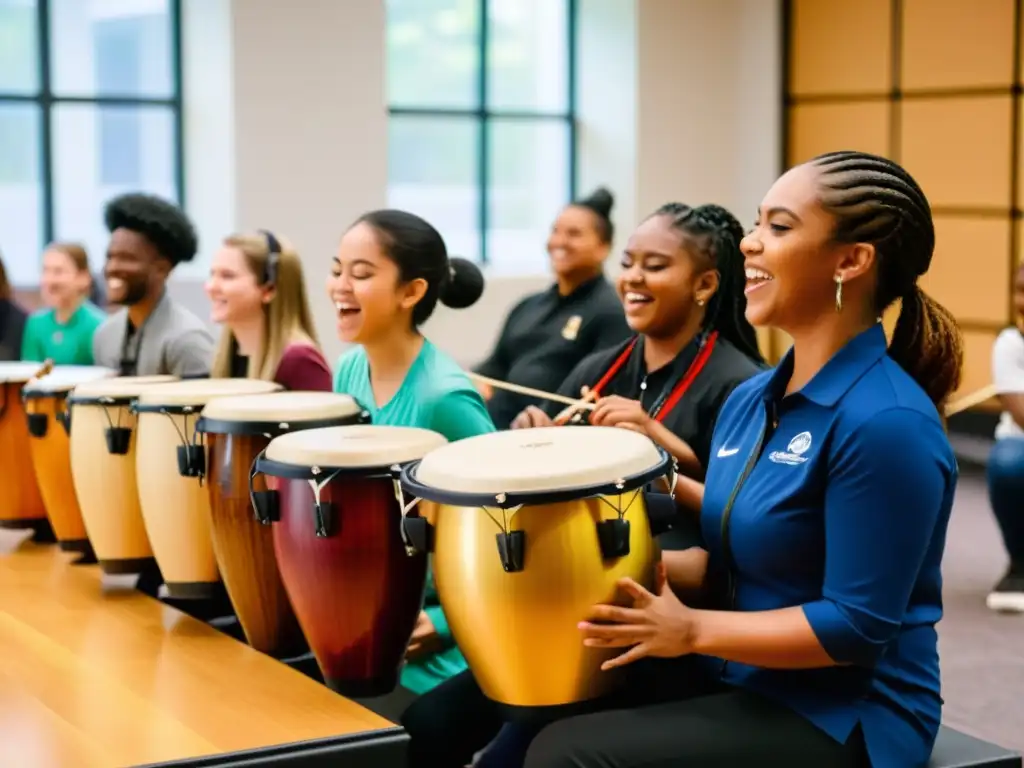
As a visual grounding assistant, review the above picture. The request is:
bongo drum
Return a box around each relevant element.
[400,426,672,711]
[0,361,51,532]
[22,365,116,560]
[195,392,368,656]
[253,424,447,696]
[132,378,283,599]
[68,375,177,574]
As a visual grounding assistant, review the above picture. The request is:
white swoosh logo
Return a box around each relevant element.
[717,447,739,458]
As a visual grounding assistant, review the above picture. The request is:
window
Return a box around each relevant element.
[0,0,182,286]
[386,0,576,273]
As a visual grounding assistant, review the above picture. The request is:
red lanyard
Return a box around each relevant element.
[589,331,718,424]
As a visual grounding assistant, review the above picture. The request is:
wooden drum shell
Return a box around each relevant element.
[0,380,47,527]
[431,494,659,710]
[272,474,428,696]
[135,412,220,597]
[69,402,154,573]
[205,432,304,656]
[24,394,88,547]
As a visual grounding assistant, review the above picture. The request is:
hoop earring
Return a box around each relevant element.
[834,275,843,313]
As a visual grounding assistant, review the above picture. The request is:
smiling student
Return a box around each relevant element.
[328,208,496,709]
[206,230,331,390]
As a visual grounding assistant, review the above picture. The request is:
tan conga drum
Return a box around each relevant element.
[132,378,284,599]
[195,392,369,656]
[400,426,671,713]
[22,365,116,561]
[0,361,51,534]
[68,375,177,574]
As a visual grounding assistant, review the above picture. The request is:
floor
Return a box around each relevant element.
[939,464,1024,753]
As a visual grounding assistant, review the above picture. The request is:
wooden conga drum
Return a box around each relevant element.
[68,375,177,574]
[22,365,116,560]
[132,378,283,598]
[400,426,670,712]
[255,424,447,695]
[195,392,369,656]
[0,362,51,532]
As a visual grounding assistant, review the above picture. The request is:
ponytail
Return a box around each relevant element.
[889,286,963,408]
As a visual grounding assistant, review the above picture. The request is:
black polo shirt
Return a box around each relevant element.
[543,334,765,471]
[476,275,630,429]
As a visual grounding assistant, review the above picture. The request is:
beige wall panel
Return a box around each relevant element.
[900,96,1012,209]
[902,0,1014,90]
[788,102,889,167]
[789,0,891,96]
[918,217,1012,325]
[957,330,998,402]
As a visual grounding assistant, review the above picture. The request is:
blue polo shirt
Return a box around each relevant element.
[700,324,957,768]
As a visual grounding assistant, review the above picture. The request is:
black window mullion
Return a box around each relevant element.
[478,0,489,265]
[38,0,54,245]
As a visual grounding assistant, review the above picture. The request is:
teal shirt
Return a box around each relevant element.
[333,339,496,694]
[21,303,106,365]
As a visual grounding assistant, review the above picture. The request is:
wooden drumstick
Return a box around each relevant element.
[29,359,55,383]
[554,386,597,425]
[944,384,998,417]
[465,372,596,411]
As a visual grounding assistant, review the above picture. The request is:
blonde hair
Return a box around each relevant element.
[209,232,322,381]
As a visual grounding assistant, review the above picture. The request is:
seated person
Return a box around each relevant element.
[476,188,631,428]
[0,253,27,362]
[986,260,1024,613]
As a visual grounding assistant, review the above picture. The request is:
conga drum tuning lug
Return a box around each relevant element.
[252,490,280,525]
[596,518,631,559]
[58,411,71,435]
[495,530,525,572]
[313,501,336,538]
[26,412,48,438]
[403,515,435,554]
[176,444,206,478]
[105,426,132,455]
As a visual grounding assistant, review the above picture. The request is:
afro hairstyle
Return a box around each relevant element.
[104,192,199,266]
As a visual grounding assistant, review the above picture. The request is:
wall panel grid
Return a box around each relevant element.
[780,0,1023,400]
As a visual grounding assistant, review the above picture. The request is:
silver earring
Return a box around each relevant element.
[834,275,843,313]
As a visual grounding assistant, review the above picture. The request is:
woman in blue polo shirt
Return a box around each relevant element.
[526,151,962,768]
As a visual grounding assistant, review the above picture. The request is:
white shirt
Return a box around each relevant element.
[992,327,1024,439]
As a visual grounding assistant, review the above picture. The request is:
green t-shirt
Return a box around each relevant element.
[333,338,495,695]
[21,303,107,365]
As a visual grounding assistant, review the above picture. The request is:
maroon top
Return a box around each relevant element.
[273,343,332,392]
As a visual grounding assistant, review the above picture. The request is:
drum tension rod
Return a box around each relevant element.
[307,467,341,538]
[487,495,526,573]
[248,448,280,525]
[594,482,640,560]
[160,408,206,483]
[103,398,132,455]
[391,471,432,556]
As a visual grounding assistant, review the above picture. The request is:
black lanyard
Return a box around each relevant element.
[119,300,159,376]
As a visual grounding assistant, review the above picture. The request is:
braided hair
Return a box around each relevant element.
[811,151,963,407]
[652,202,764,364]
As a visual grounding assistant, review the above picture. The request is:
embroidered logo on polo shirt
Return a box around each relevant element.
[769,431,812,465]
[562,315,582,341]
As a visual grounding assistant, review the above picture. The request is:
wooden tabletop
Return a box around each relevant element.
[0,531,392,768]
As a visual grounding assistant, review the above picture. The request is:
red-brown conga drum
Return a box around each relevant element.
[22,365,116,560]
[253,424,447,696]
[0,362,53,535]
[195,392,369,656]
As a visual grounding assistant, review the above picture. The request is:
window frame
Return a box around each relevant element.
[386,0,578,265]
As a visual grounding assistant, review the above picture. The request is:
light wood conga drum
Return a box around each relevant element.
[255,425,447,695]
[22,365,116,560]
[68,375,177,574]
[400,426,671,712]
[195,392,369,656]
[0,361,51,532]
[132,378,283,598]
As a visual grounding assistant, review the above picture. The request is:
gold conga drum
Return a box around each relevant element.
[400,426,671,712]
[23,365,116,560]
[132,378,283,598]
[68,375,177,574]
[0,361,51,534]
[195,392,369,655]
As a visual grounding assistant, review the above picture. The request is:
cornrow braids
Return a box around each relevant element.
[812,150,963,407]
[653,202,764,364]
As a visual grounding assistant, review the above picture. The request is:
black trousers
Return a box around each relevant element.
[403,658,868,768]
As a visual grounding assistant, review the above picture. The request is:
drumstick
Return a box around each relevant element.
[944,384,998,417]
[554,386,597,425]
[28,359,55,383]
[466,372,596,411]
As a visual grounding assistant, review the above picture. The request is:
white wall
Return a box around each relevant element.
[173,0,782,367]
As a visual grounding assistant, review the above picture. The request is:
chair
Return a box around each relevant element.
[928,726,1022,768]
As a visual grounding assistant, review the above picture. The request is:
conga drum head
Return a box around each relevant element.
[257,425,447,697]
[68,375,178,574]
[402,426,671,712]
[0,361,52,384]
[197,391,368,436]
[0,362,55,528]
[133,378,283,599]
[22,366,116,555]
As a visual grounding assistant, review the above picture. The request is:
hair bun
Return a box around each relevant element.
[440,257,485,310]
[577,186,614,220]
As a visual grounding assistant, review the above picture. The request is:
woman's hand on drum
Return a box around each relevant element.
[406,610,444,661]
[511,405,553,430]
[588,395,651,434]
[578,562,697,670]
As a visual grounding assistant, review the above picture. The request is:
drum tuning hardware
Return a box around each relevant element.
[99,401,132,455]
[390,472,430,555]
[306,468,341,538]
[26,412,48,438]
[248,449,280,524]
[496,530,526,572]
